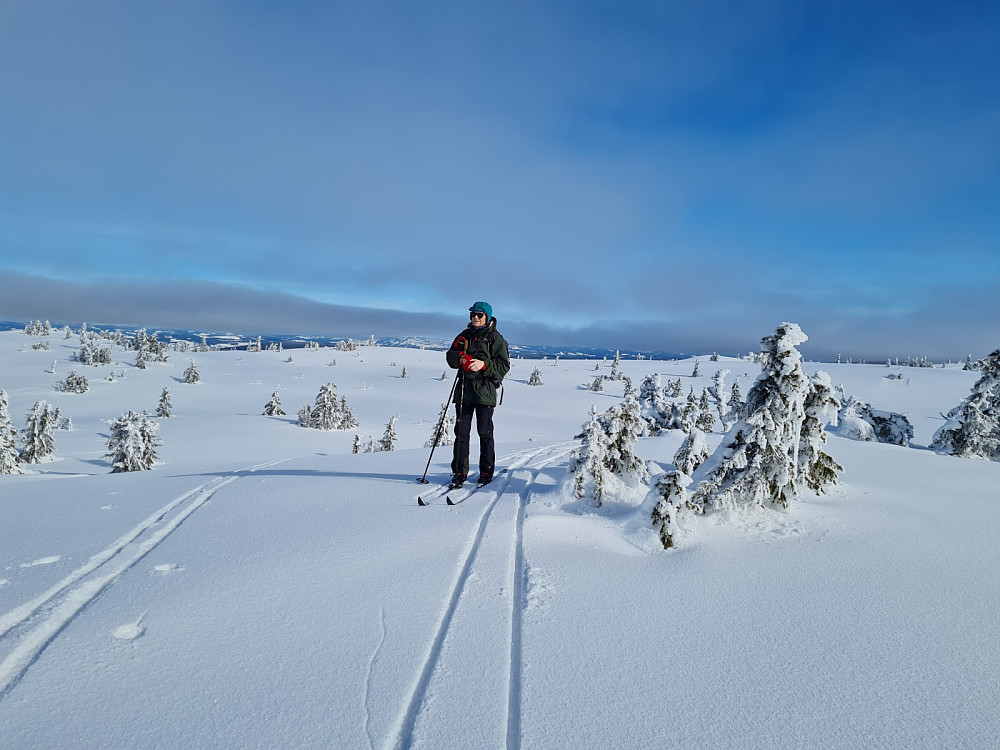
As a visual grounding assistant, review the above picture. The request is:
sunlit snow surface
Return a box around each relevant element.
[0,331,997,749]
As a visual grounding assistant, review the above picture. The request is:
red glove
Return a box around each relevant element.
[459,352,475,371]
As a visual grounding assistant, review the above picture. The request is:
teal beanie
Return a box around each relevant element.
[469,301,493,320]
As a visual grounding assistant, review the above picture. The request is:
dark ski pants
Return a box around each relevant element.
[452,402,495,477]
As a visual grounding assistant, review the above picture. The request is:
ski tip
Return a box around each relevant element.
[417,497,428,506]
[446,496,456,506]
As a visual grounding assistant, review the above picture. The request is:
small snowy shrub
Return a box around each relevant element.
[182,361,201,384]
[57,370,89,394]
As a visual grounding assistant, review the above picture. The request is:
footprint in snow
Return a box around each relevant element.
[113,612,147,641]
[20,556,61,568]
[151,563,184,576]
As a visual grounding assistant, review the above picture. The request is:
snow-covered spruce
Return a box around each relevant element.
[799,372,844,494]
[609,350,624,381]
[0,390,23,474]
[650,427,710,548]
[529,367,543,386]
[21,401,57,464]
[73,331,112,366]
[379,414,400,451]
[570,407,609,506]
[601,389,648,478]
[105,411,160,472]
[182,361,201,384]
[263,391,285,416]
[57,370,89,394]
[695,389,715,432]
[424,403,455,447]
[570,392,648,508]
[688,323,815,513]
[157,388,173,418]
[302,383,359,431]
[931,349,1000,461]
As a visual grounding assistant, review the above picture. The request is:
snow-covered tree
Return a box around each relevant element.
[609,350,623,381]
[570,407,610,506]
[588,376,605,392]
[106,411,160,472]
[379,414,400,451]
[263,391,285,416]
[157,388,173,418]
[709,369,730,405]
[529,367,543,386]
[425,404,455,447]
[665,378,683,399]
[680,388,698,432]
[602,390,649,483]
[830,389,913,446]
[302,384,359,430]
[799,372,843,493]
[931,349,1000,461]
[0,390,22,474]
[21,400,56,463]
[135,349,147,369]
[695,389,716,432]
[650,427,710,548]
[689,323,812,512]
[310,383,341,429]
[182,361,201,384]
[297,405,313,428]
[339,395,360,430]
[691,359,701,378]
[57,370,89,394]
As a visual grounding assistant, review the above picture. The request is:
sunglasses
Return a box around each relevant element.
[470,311,486,319]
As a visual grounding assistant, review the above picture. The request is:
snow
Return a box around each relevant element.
[0,330,997,748]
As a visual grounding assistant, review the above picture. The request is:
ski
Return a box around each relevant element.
[419,468,506,506]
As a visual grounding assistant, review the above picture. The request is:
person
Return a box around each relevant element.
[445,301,510,487]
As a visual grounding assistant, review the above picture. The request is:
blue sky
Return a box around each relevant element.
[1,0,997,360]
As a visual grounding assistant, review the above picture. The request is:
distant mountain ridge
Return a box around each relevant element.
[1,320,686,361]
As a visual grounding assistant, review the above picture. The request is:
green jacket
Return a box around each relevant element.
[446,318,511,407]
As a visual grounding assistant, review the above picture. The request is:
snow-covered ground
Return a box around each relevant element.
[0,329,997,749]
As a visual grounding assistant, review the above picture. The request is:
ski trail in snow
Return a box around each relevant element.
[387,444,574,750]
[365,607,388,750]
[0,458,288,641]
[0,458,291,701]
[506,447,573,750]
[0,476,238,699]
[506,474,529,750]
[0,478,226,640]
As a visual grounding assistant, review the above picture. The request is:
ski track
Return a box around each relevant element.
[388,443,574,750]
[365,607,388,750]
[0,458,291,700]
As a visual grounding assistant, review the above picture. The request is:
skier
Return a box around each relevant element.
[446,301,510,487]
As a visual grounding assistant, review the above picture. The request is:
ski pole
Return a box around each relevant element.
[417,369,461,484]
